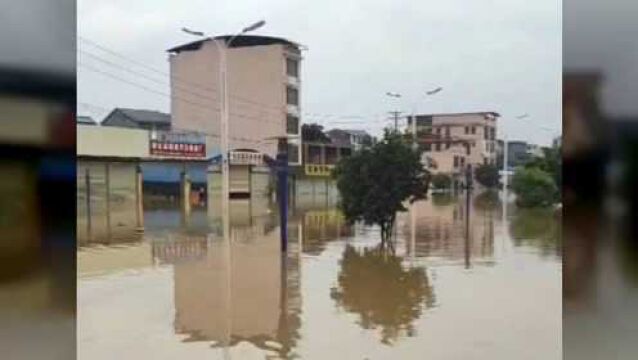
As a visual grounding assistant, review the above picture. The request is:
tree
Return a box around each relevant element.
[334,130,429,243]
[301,123,331,143]
[525,144,561,195]
[511,167,558,207]
[430,173,452,190]
[474,163,500,188]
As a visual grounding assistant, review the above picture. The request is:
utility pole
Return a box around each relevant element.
[388,111,402,131]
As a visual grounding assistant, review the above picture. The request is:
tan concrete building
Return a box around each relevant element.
[168,35,303,165]
[407,112,499,183]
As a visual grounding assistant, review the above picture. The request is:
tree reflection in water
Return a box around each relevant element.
[330,245,435,345]
[509,208,562,257]
[473,190,501,212]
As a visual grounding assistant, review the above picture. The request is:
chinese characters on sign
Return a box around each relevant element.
[150,140,206,158]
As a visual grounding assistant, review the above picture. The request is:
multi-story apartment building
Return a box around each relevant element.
[407,112,499,183]
[326,129,373,151]
[167,35,303,165]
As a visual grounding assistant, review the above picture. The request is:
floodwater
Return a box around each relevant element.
[78,191,561,359]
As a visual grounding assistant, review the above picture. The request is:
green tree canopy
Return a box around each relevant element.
[511,167,558,208]
[334,130,429,242]
[301,123,331,143]
[525,144,562,194]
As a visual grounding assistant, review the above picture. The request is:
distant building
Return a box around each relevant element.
[326,129,372,150]
[496,139,505,166]
[526,143,544,158]
[507,141,529,168]
[101,108,171,132]
[77,115,97,126]
[408,112,500,185]
[168,35,303,165]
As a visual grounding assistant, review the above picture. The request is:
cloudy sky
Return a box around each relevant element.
[78,0,561,145]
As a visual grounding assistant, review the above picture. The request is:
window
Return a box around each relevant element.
[435,143,441,151]
[465,143,470,155]
[490,127,496,140]
[484,158,488,165]
[446,141,450,149]
[445,126,450,137]
[484,126,489,140]
[286,86,299,105]
[460,157,465,167]
[286,58,299,78]
[464,126,469,134]
[436,127,441,135]
[471,126,476,134]
[453,156,459,168]
[287,143,299,163]
[286,115,299,134]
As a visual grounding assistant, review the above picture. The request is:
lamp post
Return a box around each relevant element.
[405,87,442,265]
[182,20,266,206]
[502,113,529,195]
[411,87,442,150]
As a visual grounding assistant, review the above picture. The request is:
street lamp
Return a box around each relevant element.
[502,113,529,192]
[411,87,443,150]
[182,21,266,356]
[181,20,266,206]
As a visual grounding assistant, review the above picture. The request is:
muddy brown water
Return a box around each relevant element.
[78,192,561,359]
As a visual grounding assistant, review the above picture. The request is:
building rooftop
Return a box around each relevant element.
[327,129,370,137]
[103,108,171,126]
[77,115,97,125]
[168,35,300,54]
[419,111,501,119]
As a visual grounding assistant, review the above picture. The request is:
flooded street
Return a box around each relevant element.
[78,191,561,359]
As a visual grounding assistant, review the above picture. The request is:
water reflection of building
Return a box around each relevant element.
[151,235,209,265]
[172,203,302,358]
[294,209,354,255]
[401,192,496,266]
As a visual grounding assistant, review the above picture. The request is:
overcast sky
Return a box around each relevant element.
[78,0,561,145]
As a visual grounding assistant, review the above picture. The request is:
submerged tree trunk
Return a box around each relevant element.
[379,215,396,245]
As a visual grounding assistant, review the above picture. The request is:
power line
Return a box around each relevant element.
[78,36,393,131]
[79,49,219,103]
[78,62,286,126]
[79,48,289,118]
[79,36,385,123]
[79,36,285,114]
[77,101,280,145]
